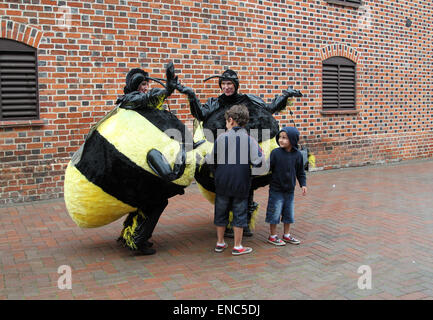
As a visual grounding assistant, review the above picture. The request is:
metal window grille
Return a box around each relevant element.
[341,0,362,4]
[324,0,363,8]
[322,56,356,110]
[0,39,39,120]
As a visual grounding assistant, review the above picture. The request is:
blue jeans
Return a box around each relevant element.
[214,194,248,228]
[265,190,295,225]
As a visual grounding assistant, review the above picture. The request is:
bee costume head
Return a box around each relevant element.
[204,69,240,93]
[124,69,149,94]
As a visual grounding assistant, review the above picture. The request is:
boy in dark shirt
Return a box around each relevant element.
[210,104,266,255]
[265,126,307,246]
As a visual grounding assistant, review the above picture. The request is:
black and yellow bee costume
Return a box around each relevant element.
[64,63,196,254]
[177,70,302,234]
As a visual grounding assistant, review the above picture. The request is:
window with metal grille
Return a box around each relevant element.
[0,38,39,121]
[324,0,363,8]
[322,56,356,110]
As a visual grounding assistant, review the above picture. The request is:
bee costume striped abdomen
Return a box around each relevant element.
[64,90,195,229]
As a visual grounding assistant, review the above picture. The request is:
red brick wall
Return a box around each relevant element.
[1,0,432,204]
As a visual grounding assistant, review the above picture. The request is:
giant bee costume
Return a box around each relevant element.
[64,63,196,255]
[177,69,302,234]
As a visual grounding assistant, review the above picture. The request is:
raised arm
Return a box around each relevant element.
[116,62,178,110]
[116,88,168,110]
[176,84,219,121]
[264,87,303,114]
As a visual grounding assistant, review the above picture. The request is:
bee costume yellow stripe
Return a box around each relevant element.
[64,63,195,255]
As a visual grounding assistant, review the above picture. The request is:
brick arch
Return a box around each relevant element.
[320,43,360,64]
[0,19,44,48]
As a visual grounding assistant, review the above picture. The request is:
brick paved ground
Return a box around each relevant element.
[1,159,432,300]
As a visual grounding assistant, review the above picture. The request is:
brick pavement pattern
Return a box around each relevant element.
[1,159,432,300]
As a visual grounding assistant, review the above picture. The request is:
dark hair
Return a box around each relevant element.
[224,104,249,127]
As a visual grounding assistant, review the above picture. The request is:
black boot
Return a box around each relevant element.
[224,227,234,238]
[119,200,167,255]
[243,225,253,237]
[134,201,167,254]
[136,246,156,255]
[145,240,153,247]
[243,201,258,237]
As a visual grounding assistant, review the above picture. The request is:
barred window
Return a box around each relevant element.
[0,38,39,121]
[324,0,363,8]
[322,57,356,110]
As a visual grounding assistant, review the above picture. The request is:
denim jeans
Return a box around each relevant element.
[265,190,295,224]
[214,194,248,228]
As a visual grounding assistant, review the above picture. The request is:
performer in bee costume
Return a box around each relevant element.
[64,62,196,255]
[176,69,302,237]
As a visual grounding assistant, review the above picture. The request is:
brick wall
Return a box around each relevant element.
[1,0,432,204]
